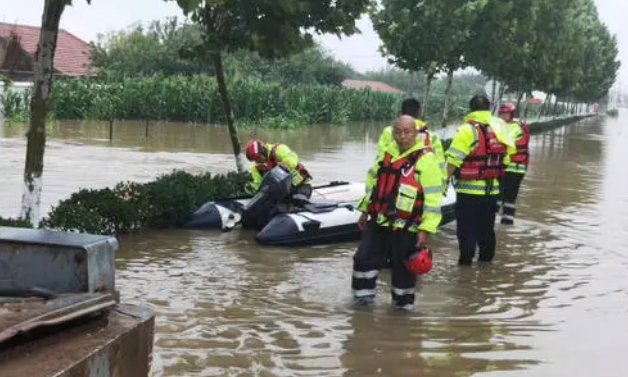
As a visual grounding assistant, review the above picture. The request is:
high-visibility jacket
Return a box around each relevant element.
[377,119,446,184]
[445,111,516,196]
[359,142,443,234]
[505,118,530,174]
[245,143,312,194]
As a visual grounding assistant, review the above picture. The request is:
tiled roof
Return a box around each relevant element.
[342,79,405,94]
[0,22,92,76]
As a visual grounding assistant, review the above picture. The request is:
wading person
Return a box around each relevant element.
[497,102,530,225]
[377,98,446,185]
[445,95,515,266]
[351,115,443,310]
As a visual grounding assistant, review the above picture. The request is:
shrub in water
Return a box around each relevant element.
[39,170,251,235]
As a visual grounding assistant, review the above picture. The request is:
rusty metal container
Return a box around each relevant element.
[0,227,117,294]
[0,227,155,377]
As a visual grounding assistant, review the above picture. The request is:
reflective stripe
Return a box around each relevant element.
[424,205,441,214]
[353,270,378,279]
[506,164,527,174]
[447,147,467,160]
[496,200,503,206]
[439,162,447,170]
[454,181,500,195]
[471,125,478,145]
[454,182,491,191]
[423,185,442,194]
[353,289,376,297]
[504,203,516,209]
[502,214,514,221]
[392,287,415,296]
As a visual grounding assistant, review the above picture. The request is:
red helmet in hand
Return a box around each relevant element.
[405,247,433,275]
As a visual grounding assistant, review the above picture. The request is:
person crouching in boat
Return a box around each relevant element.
[496,102,530,225]
[244,139,313,205]
[376,98,447,189]
[351,115,444,310]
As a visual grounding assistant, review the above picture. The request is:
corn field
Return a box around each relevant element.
[2,76,404,127]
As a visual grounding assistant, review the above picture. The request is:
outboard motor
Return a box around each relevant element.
[241,166,293,229]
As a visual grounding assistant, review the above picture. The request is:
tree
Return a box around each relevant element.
[437,0,487,127]
[170,0,370,172]
[22,0,91,225]
[370,0,485,119]
[90,18,206,78]
[90,18,355,86]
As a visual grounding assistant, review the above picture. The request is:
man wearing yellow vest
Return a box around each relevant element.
[244,139,313,203]
[377,98,446,184]
[352,115,443,310]
[445,95,516,266]
[497,102,531,225]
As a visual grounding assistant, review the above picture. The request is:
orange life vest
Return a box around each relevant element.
[510,121,530,166]
[255,143,312,181]
[368,149,430,227]
[456,121,508,180]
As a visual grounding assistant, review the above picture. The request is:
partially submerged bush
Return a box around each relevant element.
[606,108,619,117]
[39,170,250,235]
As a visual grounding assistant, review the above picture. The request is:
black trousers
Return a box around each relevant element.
[455,193,498,265]
[351,222,418,308]
[498,173,524,224]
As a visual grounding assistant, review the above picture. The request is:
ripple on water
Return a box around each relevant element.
[51,116,624,377]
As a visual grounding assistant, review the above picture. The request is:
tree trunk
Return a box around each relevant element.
[212,51,245,173]
[522,95,529,121]
[495,83,506,114]
[490,78,497,105]
[21,0,67,225]
[440,68,454,128]
[422,72,434,117]
[516,90,525,110]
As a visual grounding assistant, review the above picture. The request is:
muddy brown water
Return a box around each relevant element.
[1,115,627,376]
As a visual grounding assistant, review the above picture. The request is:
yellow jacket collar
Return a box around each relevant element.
[464,110,493,124]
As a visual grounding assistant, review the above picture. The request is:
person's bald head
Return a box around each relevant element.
[393,115,418,152]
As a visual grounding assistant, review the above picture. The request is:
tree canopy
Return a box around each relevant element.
[371,0,620,113]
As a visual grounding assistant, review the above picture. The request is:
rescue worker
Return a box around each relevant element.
[352,115,443,310]
[244,139,313,204]
[445,95,516,266]
[377,98,447,185]
[497,102,530,225]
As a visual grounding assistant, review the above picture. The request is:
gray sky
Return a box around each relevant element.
[2,0,626,85]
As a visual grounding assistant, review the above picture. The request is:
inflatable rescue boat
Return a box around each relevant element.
[183,167,457,246]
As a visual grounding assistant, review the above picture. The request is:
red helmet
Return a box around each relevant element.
[498,102,517,114]
[405,247,433,275]
[245,139,264,161]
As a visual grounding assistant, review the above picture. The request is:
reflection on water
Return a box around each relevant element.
[2,114,628,376]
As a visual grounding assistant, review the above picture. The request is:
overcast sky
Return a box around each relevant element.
[1,0,626,86]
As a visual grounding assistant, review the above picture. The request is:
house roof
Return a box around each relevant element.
[342,79,405,94]
[0,22,92,77]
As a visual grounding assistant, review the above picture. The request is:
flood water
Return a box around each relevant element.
[1,114,627,376]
